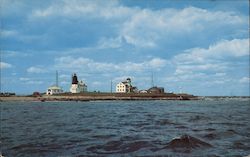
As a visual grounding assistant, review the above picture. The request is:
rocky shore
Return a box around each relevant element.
[0,93,199,102]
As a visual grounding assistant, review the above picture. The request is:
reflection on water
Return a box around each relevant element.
[1,99,250,156]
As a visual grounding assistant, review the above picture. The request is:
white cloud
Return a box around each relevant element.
[19,77,43,85]
[174,63,228,75]
[59,74,69,79]
[239,77,250,84]
[0,62,12,69]
[25,80,43,85]
[160,38,249,92]
[120,7,247,47]
[1,30,18,37]
[208,39,249,57]
[20,77,30,81]
[214,73,226,77]
[2,50,32,58]
[27,66,47,73]
[148,58,167,69]
[172,38,249,75]
[31,0,135,19]
[121,9,161,48]
[1,29,47,43]
[30,1,247,48]
[97,36,128,49]
[164,72,207,82]
[54,56,167,73]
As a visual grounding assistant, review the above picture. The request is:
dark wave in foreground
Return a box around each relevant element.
[87,134,212,154]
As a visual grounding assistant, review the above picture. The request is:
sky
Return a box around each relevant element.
[0,0,249,96]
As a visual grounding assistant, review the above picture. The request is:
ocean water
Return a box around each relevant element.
[1,99,250,157]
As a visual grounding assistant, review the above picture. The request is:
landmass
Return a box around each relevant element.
[0,92,199,102]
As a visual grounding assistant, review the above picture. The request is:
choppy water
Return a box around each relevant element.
[1,99,250,157]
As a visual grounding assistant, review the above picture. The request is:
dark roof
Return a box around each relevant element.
[148,86,164,93]
[148,86,164,90]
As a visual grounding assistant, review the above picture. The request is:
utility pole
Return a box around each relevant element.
[56,70,58,87]
[179,86,182,94]
[151,72,154,87]
[110,80,113,93]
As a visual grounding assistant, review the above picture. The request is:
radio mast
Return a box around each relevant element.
[110,80,113,93]
[56,70,58,87]
[151,72,154,87]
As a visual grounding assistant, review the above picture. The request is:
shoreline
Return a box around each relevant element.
[1,93,248,102]
[0,93,199,102]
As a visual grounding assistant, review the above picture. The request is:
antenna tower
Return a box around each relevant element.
[56,70,58,87]
[151,72,154,87]
[111,80,113,93]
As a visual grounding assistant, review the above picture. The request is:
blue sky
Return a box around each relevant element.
[0,0,249,96]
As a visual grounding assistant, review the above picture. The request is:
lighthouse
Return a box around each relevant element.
[72,73,78,84]
[70,73,87,93]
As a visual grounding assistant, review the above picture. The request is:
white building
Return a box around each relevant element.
[70,73,87,93]
[116,82,126,93]
[78,80,87,92]
[116,78,134,93]
[46,71,63,95]
[46,86,63,95]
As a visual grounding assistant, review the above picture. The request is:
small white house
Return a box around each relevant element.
[46,86,63,95]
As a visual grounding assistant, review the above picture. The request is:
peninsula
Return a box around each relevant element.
[0,92,198,102]
[1,73,199,102]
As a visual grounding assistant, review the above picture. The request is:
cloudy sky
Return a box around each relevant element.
[1,0,249,96]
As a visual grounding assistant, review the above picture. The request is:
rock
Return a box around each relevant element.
[164,134,212,150]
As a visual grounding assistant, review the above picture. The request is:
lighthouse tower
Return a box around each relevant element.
[72,73,78,84]
[70,73,87,93]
